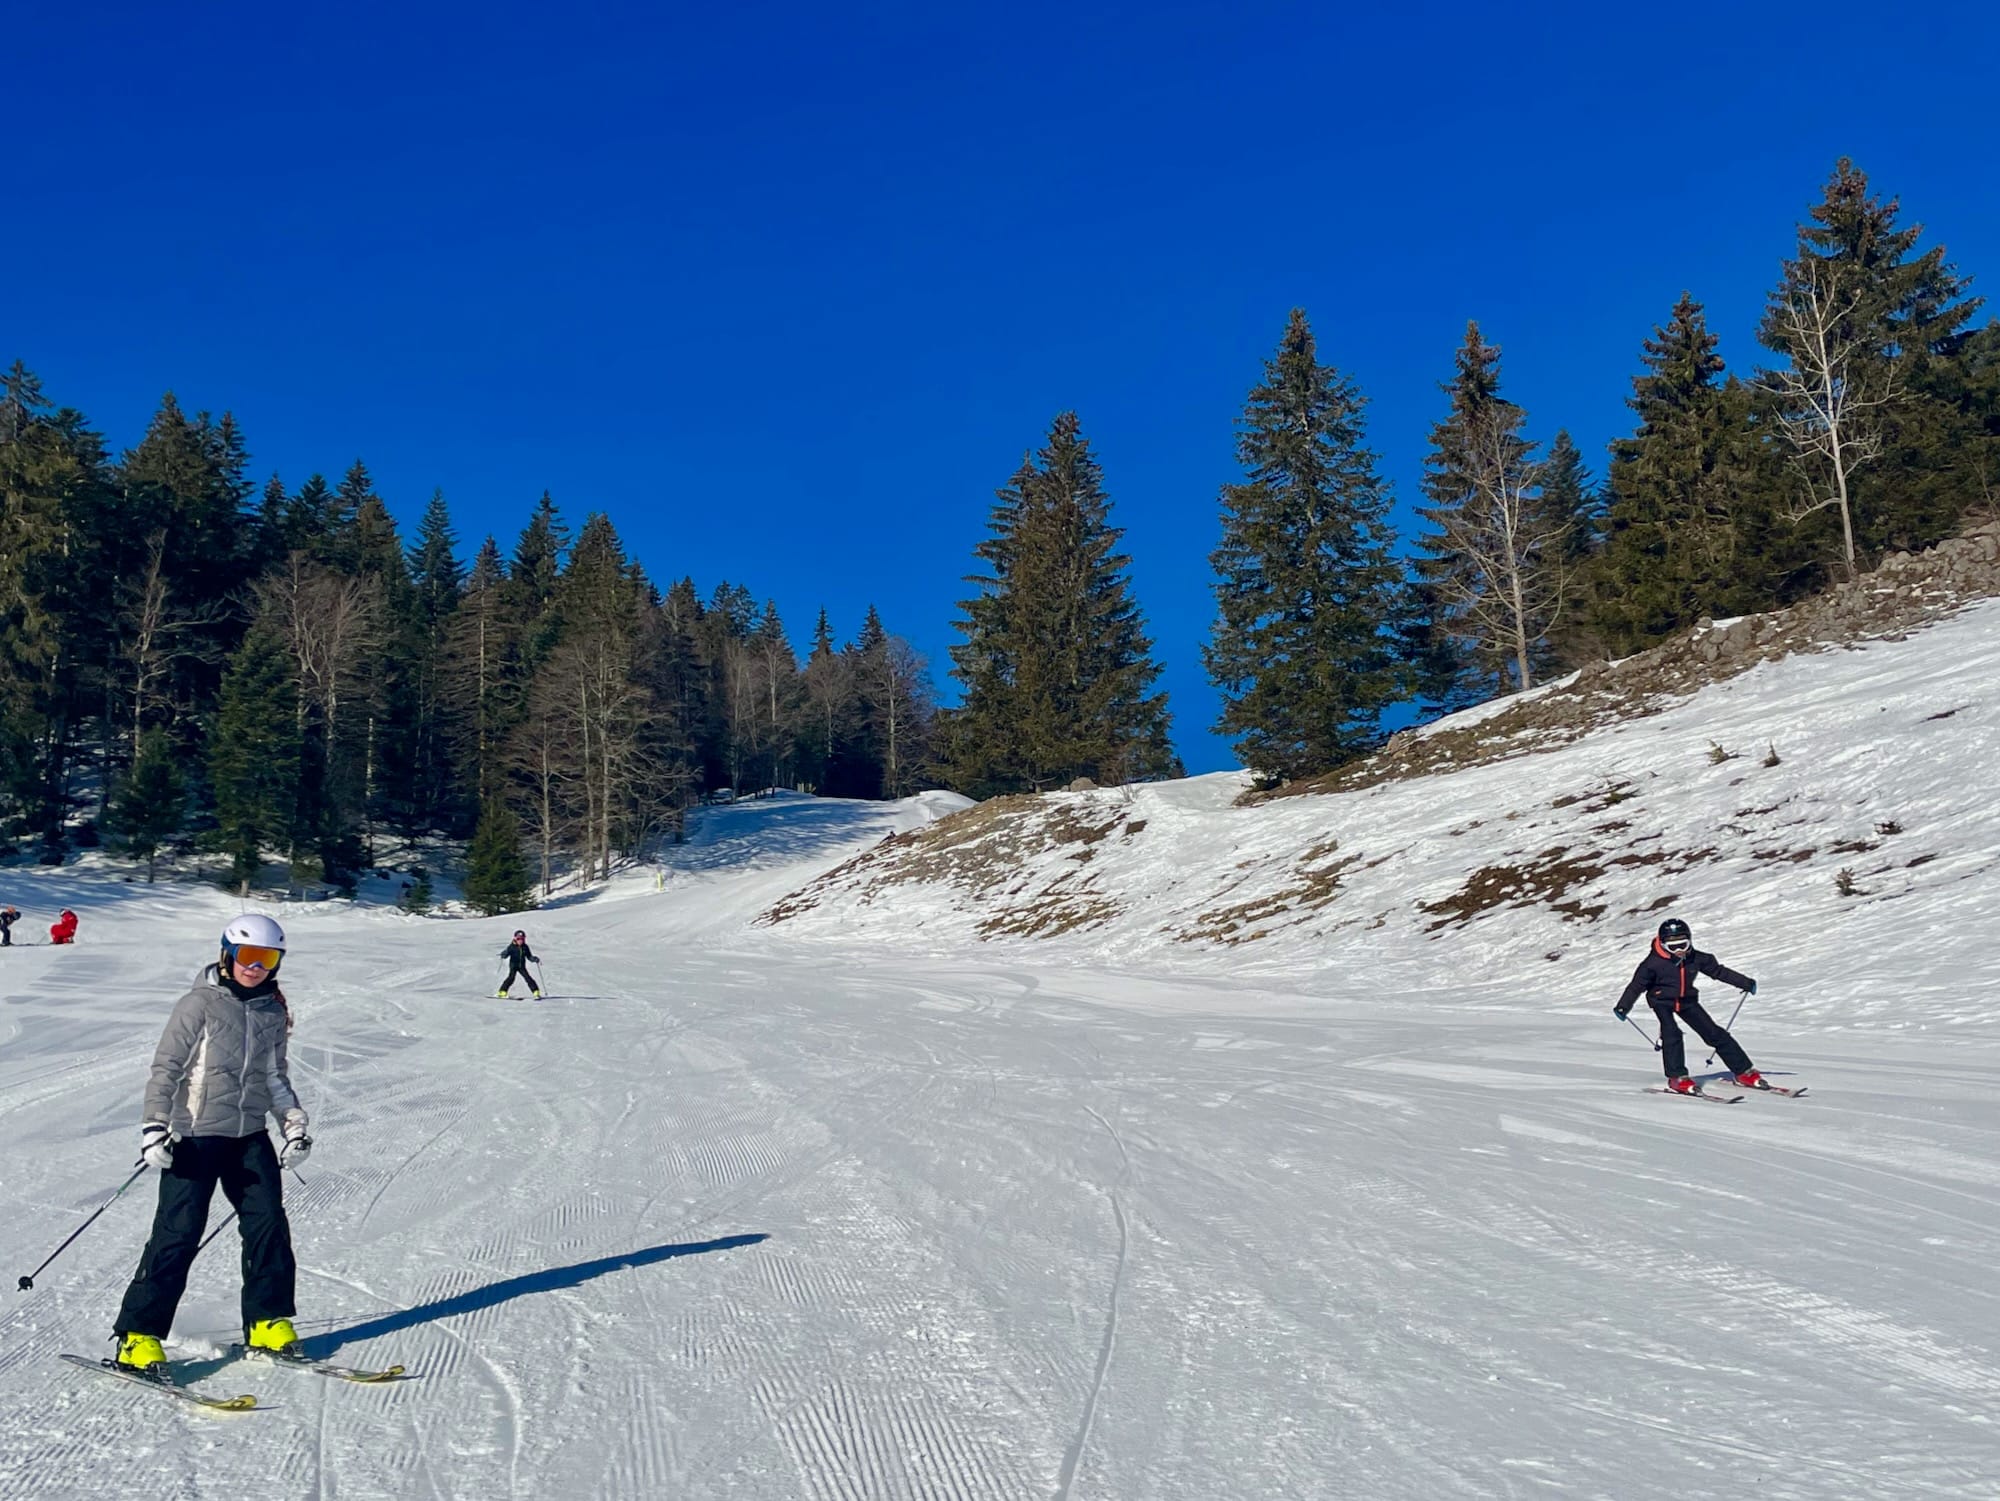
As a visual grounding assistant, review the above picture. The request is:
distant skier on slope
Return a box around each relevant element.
[1614,917,1760,1093]
[0,905,18,945]
[110,913,312,1376]
[49,908,78,944]
[495,930,541,999]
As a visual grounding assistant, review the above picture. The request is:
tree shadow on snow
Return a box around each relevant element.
[298,1233,769,1361]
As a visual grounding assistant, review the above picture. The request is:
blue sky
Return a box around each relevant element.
[9,1,1998,773]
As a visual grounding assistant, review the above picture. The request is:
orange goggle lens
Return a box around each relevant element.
[232,944,284,970]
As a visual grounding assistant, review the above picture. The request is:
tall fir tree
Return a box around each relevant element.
[444,537,518,814]
[1535,429,1606,669]
[947,413,1176,793]
[1588,295,1783,655]
[393,489,466,833]
[1204,309,1406,779]
[1759,158,1989,560]
[507,490,569,665]
[209,627,302,891]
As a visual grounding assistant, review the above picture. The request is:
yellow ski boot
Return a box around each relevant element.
[116,1333,167,1372]
[247,1318,301,1354]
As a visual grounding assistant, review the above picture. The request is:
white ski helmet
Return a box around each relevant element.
[221,913,287,970]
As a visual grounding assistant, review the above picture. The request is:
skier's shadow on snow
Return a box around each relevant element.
[297,1234,769,1360]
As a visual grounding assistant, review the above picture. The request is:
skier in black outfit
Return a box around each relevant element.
[0,905,17,945]
[1615,917,1761,1093]
[495,930,540,998]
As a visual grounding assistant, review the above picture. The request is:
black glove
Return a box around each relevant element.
[1614,1002,1633,1020]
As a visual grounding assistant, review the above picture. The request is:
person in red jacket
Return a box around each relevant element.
[49,908,79,945]
[1615,917,1759,1093]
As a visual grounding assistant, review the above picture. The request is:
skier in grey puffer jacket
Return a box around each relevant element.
[111,914,313,1374]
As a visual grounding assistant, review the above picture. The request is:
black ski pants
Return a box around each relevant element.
[115,1132,296,1338]
[499,957,537,993]
[1649,997,1752,1080]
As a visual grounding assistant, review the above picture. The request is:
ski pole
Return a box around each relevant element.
[1703,987,1752,1068]
[16,1161,149,1291]
[1623,1013,1662,1052]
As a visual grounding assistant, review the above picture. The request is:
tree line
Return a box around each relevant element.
[943,157,1997,786]
[0,402,933,907]
[4,158,1995,903]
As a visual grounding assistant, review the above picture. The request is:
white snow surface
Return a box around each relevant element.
[2,608,1998,1499]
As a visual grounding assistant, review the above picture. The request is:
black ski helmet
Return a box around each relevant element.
[1658,917,1692,951]
[513,929,526,941]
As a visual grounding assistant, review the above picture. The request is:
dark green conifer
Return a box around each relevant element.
[1204,309,1405,778]
[948,413,1175,792]
[463,797,533,915]
[209,628,302,891]
[110,729,186,882]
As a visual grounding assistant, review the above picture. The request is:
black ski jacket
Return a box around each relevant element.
[1618,940,1754,1013]
[499,939,538,965]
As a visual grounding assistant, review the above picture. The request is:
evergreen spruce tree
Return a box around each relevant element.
[399,869,434,914]
[947,413,1175,793]
[255,474,291,557]
[3,370,116,850]
[396,489,465,833]
[0,365,70,824]
[464,798,533,915]
[445,537,518,812]
[1588,295,1781,655]
[209,627,302,891]
[109,728,186,882]
[1204,309,1406,779]
[507,491,570,666]
[286,474,334,556]
[1535,430,1606,669]
[118,395,252,713]
[1759,157,1989,559]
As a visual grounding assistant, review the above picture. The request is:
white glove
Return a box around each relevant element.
[140,1122,174,1171]
[279,1111,312,1168]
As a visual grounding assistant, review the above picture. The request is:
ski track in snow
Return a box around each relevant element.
[4,614,2000,1497]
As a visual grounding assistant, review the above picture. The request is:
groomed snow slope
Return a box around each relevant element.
[0,608,1996,1500]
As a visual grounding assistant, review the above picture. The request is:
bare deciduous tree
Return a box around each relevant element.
[1424,412,1571,693]
[116,529,225,759]
[860,635,935,798]
[1769,262,1899,575]
[254,555,385,874]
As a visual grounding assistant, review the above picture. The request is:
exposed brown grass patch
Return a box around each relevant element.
[1419,846,1609,931]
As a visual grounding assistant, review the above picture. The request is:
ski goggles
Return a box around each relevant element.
[230,944,284,971]
[1662,938,1691,955]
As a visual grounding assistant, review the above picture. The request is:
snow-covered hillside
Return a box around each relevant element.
[1,608,1997,1499]
[766,599,2000,1036]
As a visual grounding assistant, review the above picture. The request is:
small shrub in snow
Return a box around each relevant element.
[1708,741,1738,765]
[1834,867,1861,897]
[1875,819,1903,836]
[1762,743,1781,767]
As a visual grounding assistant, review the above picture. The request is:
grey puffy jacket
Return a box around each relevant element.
[144,970,305,1140]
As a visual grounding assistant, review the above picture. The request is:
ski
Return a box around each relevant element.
[1740,1080,1807,1097]
[229,1344,407,1383]
[60,1353,258,1411]
[1645,1085,1743,1104]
